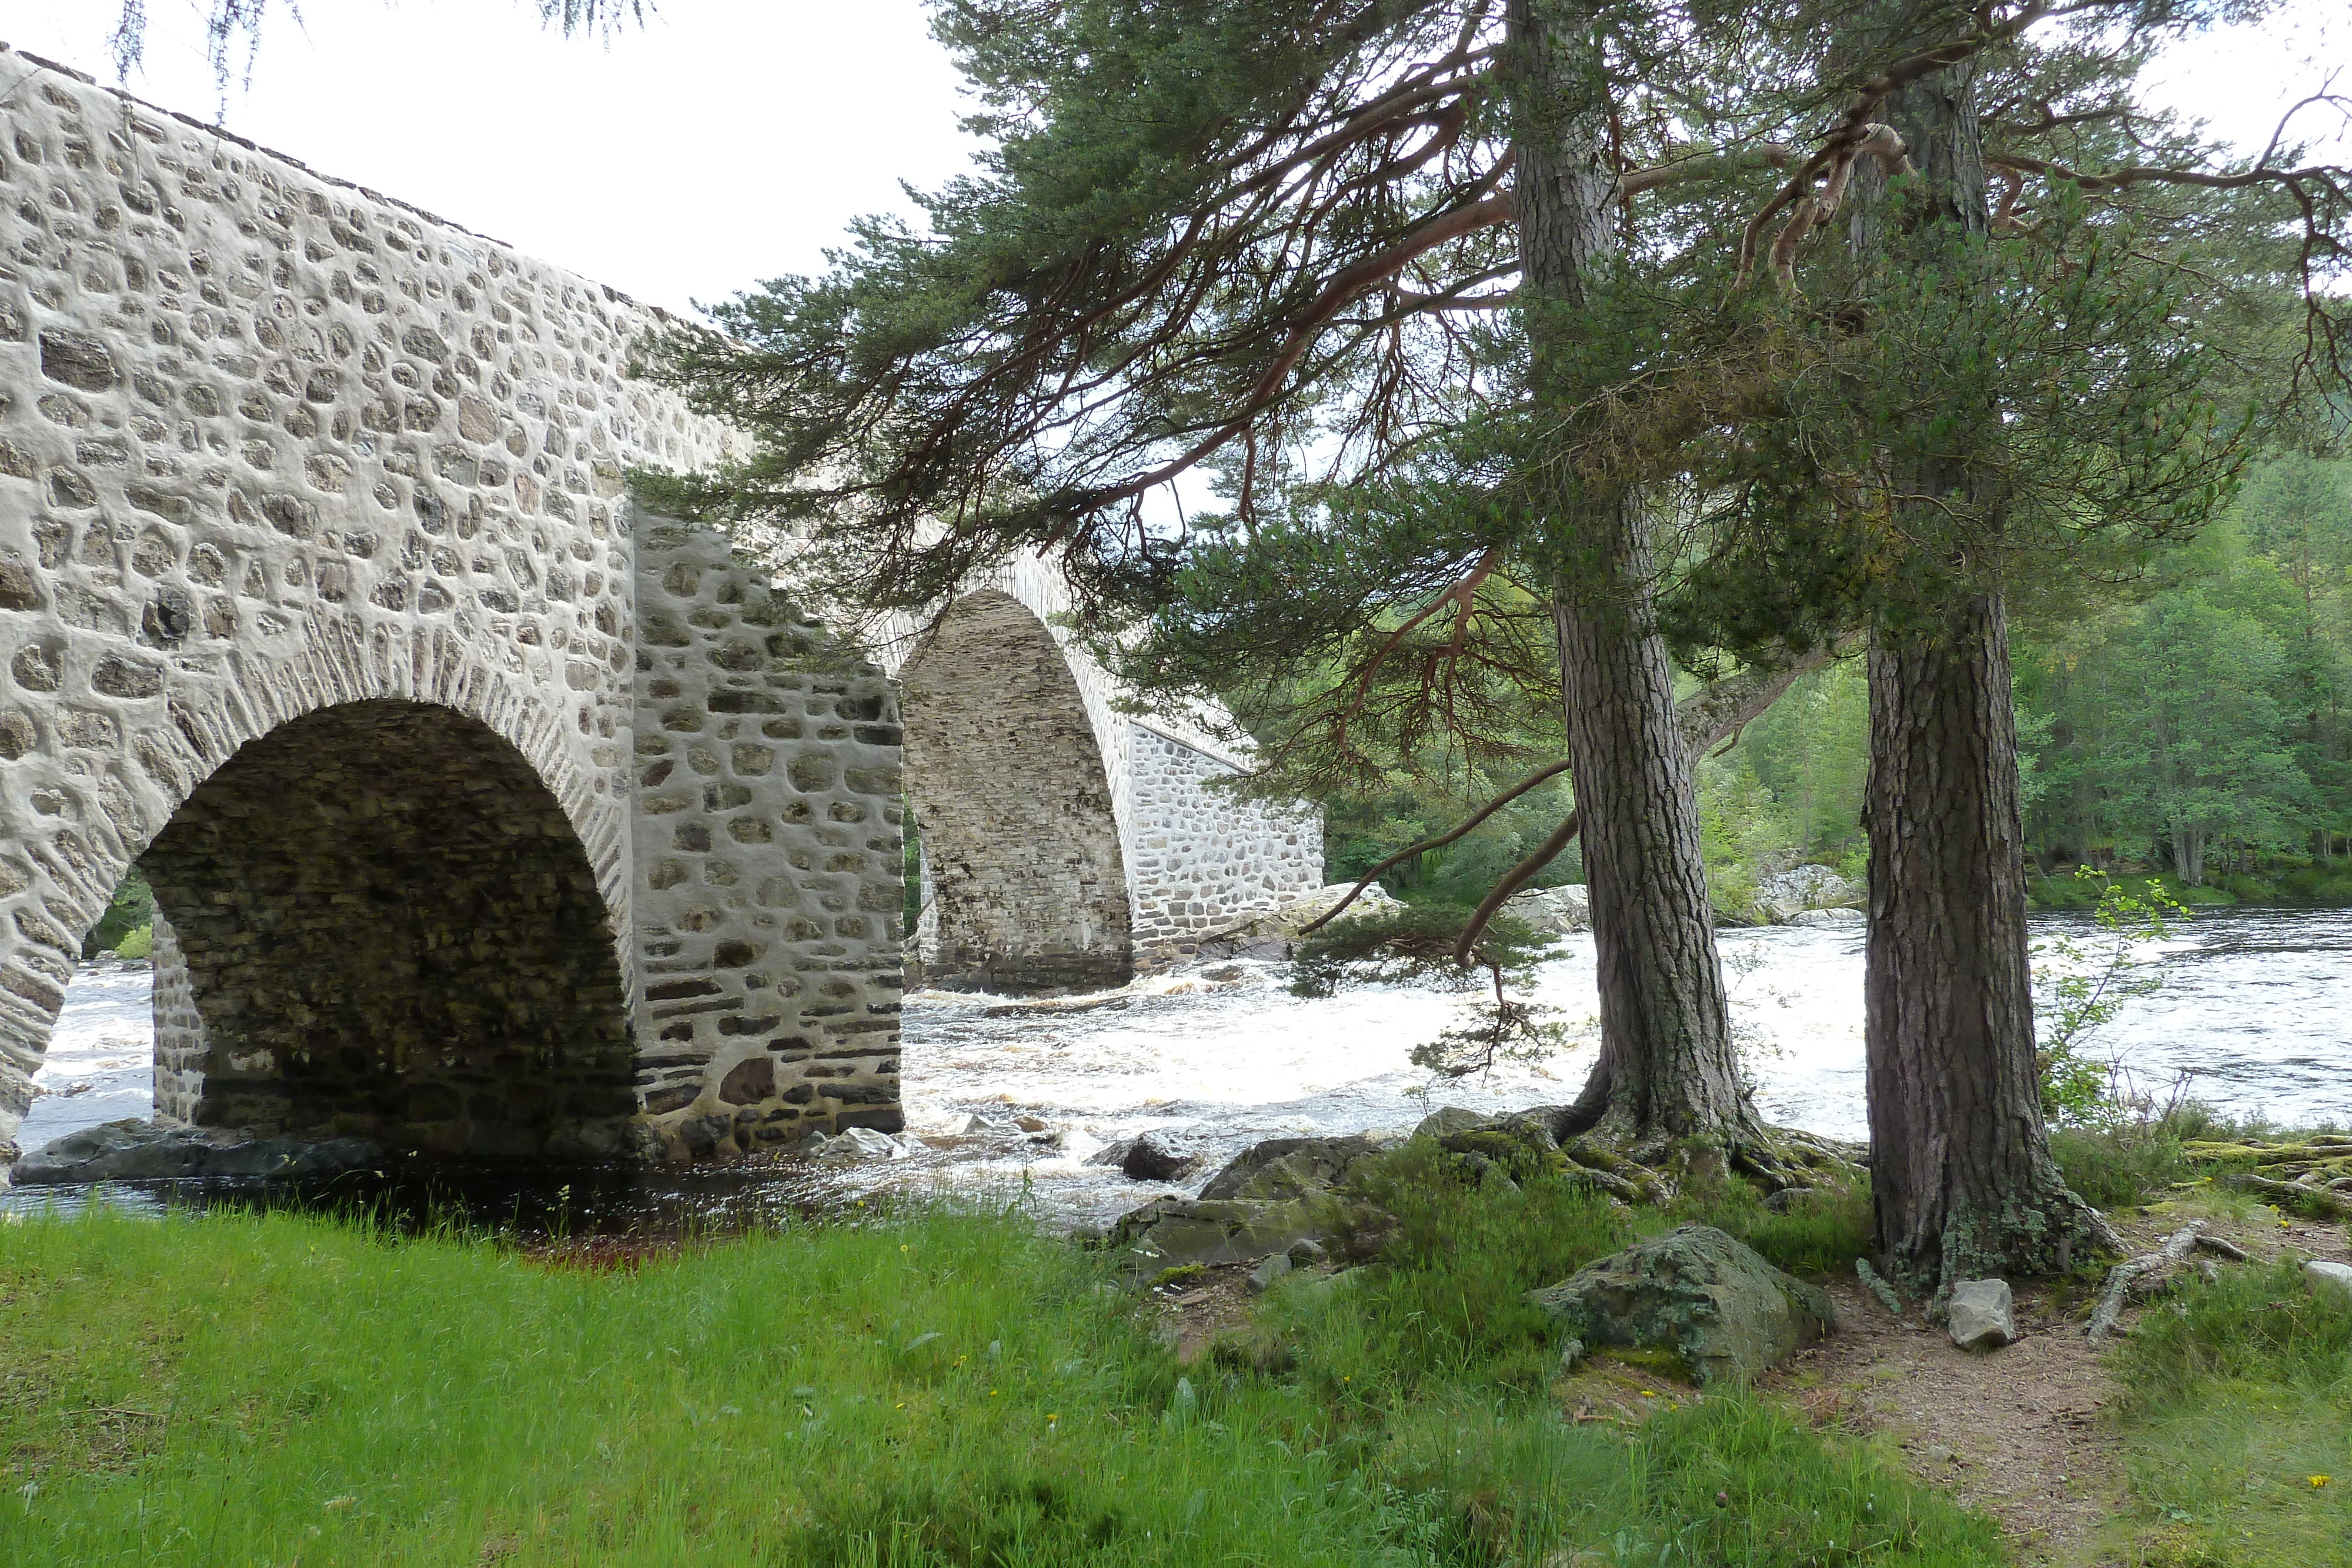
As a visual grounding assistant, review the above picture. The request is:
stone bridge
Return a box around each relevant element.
[0,48,1319,1166]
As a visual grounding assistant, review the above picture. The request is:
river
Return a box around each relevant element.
[9,907,2348,1229]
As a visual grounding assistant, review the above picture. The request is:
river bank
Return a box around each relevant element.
[15,907,2350,1229]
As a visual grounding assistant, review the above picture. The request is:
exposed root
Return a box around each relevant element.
[2086,1222,2203,1342]
[1479,1109,1867,1207]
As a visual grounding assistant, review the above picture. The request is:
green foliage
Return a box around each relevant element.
[1324,775,1582,908]
[2030,868,2192,1125]
[2019,459,2352,889]
[2046,1123,2200,1211]
[1290,905,1569,1076]
[1278,1136,1637,1390]
[81,869,153,961]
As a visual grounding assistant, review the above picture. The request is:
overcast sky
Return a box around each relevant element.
[5,1,2344,317]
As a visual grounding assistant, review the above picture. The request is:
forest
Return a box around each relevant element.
[1326,454,2352,915]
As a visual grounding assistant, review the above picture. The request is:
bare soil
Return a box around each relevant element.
[1765,1203,2350,1565]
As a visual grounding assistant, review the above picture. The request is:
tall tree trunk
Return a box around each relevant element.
[1856,66,2113,1291]
[1864,594,2104,1286]
[1508,0,1757,1148]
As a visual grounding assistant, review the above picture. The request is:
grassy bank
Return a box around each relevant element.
[0,1177,1992,1568]
[2026,864,2352,910]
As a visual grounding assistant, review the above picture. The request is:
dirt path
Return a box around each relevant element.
[1766,1203,2351,1565]
[1142,1201,2351,1564]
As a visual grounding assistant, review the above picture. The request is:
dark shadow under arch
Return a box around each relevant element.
[139,699,636,1158]
[900,592,1132,992]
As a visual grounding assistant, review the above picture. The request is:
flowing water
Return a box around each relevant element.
[9,907,2348,1231]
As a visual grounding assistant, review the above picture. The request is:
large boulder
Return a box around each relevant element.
[2307,1259,2352,1306]
[9,1119,385,1185]
[1087,1129,1202,1182]
[1756,864,1864,924]
[1110,1132,1396,1271]
[1528,1224,1835,1382]
[1499,885,1591,934]
[1191,882,1400,961]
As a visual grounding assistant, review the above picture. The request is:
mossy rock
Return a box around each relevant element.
[1528,1223,1835,1384]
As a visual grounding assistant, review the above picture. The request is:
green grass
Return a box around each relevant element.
[2101,1258,2352,1566]
[1670,1183,1877,1279]
[1,1190,2005,1566]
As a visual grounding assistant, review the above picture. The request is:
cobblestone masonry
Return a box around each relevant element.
[0,48,898,1161]
[876,562,1323,989]
[0,46,1317,1160]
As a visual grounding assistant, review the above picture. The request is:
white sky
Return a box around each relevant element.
[5,0,2346,318]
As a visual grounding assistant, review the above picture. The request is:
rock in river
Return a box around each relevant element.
[1528,1224,1835,1382]
[9,1118,384,1185]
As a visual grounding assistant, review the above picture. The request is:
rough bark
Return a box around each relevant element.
[1508,0,1757,1147]
[1856,67,2113,1291]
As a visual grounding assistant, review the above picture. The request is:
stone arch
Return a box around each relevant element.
[0,624,631,1159]
[139,699,634,1158]
[899,590,1132,992]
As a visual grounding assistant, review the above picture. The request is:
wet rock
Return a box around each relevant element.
[1527,1224,1835,1383]
[2307,1259,2352,1306]
[9,1118,384,1184]
[1788,907,1864,928]
[1946,1278,2017,1350]
[1498,884,1591,934]
[1121,1131,1200,1182]
[816,1126,908,1162]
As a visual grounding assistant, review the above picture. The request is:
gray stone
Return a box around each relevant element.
[1788,907,1865,928]
[1498,884,1591,934]
[1527,1224,1836,1383]
[1413,1106,1495,1140]
[1111,1131,1398,1273]
[1186,881,1397,963]
[10,1118,383,1184]
[1946,1278,2017,1350]
[1756,864,1864,924]
[2306,1259,2352,1306]
[1246,1252,1293,1293]
[1121,1131,1200,1182]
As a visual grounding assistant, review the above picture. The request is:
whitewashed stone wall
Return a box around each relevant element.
[0,46,898,1159]
[1124,722,1322,964]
